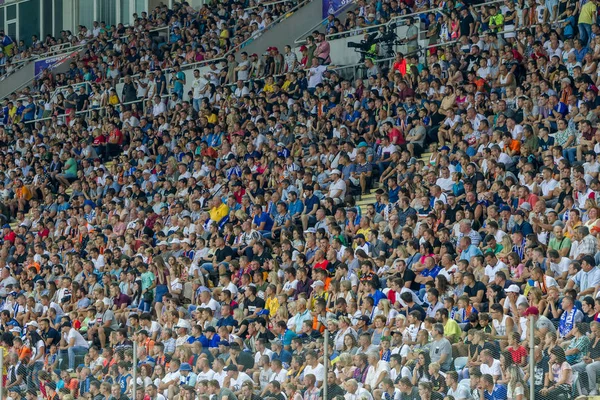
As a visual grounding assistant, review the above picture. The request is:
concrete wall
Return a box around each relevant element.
[233,0,323,59]
[0,62,35,98]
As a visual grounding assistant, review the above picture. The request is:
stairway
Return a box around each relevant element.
[356,151,432,214]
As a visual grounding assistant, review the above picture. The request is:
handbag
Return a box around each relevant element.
[143,291,154,303]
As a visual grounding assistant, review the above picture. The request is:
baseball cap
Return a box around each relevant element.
[506,284,520,293]
[519,202,532,211]
[311,280,325,289]
[523,306,539,316]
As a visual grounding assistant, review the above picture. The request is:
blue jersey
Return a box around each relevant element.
[118,373,131,394]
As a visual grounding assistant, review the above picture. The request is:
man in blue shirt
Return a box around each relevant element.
[480,373,507,400]
[22,97,36,123]
[459,236,483,262]
[511,210,533,236]
[366,280,386,306]
[252,204,274,238]
[270,339,292,365]
[288,191,304,223]
[274,320,297,350]
[301,185,320,231]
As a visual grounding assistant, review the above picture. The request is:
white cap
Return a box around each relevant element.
[175,319,192,330]
[330,169,341,175]
[506,284,520,293]
[311,280,325,289]
[519,202,532,211]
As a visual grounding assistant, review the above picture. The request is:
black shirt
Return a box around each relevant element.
[464,281,486,300]
[257,329,276,342]
[459,14,474,37]
[401,268,419,292]
[76,93,87,111]
[43,327,61,347]
[430,111,445,126]
[244,296,266,314]
[215,246,234,262]
[590,336,600,359]
[408,303,426,321]
[235,350,255,371]
[321,384,346,400]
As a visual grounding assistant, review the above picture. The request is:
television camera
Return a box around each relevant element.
[347,22,404,61]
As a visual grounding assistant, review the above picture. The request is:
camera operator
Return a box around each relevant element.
[406,18,419,54]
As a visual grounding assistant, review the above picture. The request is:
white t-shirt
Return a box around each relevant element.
[328,178,347,200]
[65,328,89,348]
[304,363,325,382]
[480,359,502,377]
[191,77,207,99]
[550,257,570,276]
[197,369,215,381]
[365,360,390,389]
[230,372,253,391]
[254,349,274,365]
[282,279,298,294]
[152,101,166,117]
[308,65,327,88]
[540,179,558,197]
[484,260,508,281]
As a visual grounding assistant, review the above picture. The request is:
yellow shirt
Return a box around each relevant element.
[209,203,229,223]
[265,296,280,316]
[0,346,7,375]
[356,227,372,238]
[207,113,217,124]
[8,106,17,123]
[219,29,230,47]
[444,319,462,343]
[580,1,597,24]
[263,83,275,93]
[109,94,119,105]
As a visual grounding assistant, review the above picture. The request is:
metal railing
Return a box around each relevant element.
[295,0,504,44]
[244,0,299,11]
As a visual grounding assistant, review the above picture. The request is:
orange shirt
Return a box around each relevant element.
[66,379,79,397]
[506,139,521,154]
[17,346,31,362]
[15,186,32,201]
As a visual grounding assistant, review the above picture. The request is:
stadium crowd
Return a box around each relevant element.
[0,0,300,83]
[3,0,600,399]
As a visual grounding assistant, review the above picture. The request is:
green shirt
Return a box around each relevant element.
[65,158,77,175]
[141,271,155,291]
[548,236,571,253]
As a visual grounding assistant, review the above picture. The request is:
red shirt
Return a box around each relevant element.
[3,231,15,244]
[314,259,329,271]
[92,134,106,146]
[388,127,405,145]
[109,128,123,145]
[233,188,246,204]
[507,345,527,364]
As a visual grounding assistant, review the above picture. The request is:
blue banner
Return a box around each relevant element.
[34,52,75,79]
[322,0,350,18]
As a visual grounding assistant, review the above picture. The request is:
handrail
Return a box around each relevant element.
[244,0,298,11]
[314,0,503,42]
[25,93,172,125]
[294,0,357,44]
